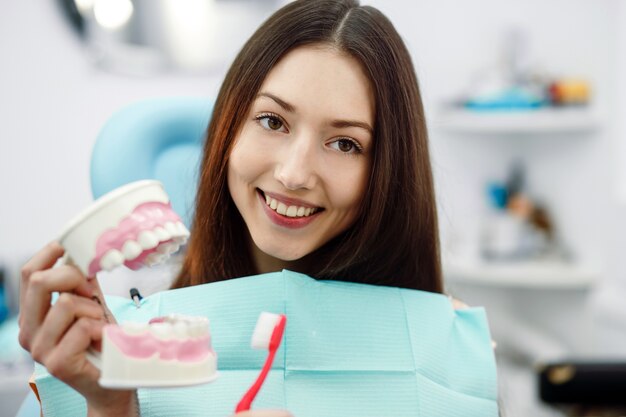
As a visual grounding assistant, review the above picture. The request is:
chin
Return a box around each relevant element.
[255,238,312,262]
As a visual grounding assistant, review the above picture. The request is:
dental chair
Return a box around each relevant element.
[16,97,213,417]
[90,97,212,226]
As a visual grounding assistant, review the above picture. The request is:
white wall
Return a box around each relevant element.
[369,0,614,268]
[0,1,226,303]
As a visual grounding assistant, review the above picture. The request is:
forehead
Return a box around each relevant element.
[257,45,375,125]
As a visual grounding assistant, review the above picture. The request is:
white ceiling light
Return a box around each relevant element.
[74,0,95,15]
[93,0,134,30]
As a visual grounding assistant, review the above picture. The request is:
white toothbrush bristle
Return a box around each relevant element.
[251,312,281,349]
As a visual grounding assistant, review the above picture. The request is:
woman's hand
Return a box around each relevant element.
[233,411,293,417]
[18,241,138,416]
[449,295,497,349]
[450,297,468,310]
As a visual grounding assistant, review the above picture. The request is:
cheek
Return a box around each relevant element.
[228,130,275,182]
[327,163,369,212]
[229,140,259,183]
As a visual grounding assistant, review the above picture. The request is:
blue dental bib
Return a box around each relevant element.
[34,270,498,416]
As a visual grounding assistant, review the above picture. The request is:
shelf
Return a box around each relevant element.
[433,107,601,135]
[443,259,600,289]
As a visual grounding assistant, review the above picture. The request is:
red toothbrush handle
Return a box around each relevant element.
[235,348,278,412]
[235,315,286,413]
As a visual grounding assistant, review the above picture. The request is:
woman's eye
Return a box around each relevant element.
[257,114,286,132]
[330,138,362,154]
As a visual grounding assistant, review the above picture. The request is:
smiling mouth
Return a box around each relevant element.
[256,189,323,218]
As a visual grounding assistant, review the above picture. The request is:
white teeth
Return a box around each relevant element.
[118,316,210,341]
[286,205,298,217]
[173,236,188,245]
[172,321,188,339]
[122,321,148,335]
[164,222,178,236]
[165,222,189,245]
[189,322,207,337]
[101,224,185,272]
[100,249,125,271]
[176,222,190,237]
[145,253,166,266]
[156,242,179,254]
[138,230,159,249]
[153,226,171,241]
[264,195,318,218]
[144,315,209,339]
[121,240,142,260]
[150,323,173,340]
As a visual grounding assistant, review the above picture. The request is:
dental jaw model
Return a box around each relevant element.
[58,180,190,277]
[99,314,218,388]
[57,180,218,388]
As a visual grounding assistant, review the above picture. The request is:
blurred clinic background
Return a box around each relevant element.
[1,0,626,416]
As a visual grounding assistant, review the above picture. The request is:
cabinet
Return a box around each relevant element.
[434,106,602,289]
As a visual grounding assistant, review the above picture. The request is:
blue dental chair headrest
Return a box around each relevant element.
[90,97,213,227]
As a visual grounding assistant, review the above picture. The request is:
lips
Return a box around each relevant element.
[256,189,323,229]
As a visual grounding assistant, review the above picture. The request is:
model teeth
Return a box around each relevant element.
[177,222,190,237]
[122,240,142,260]
[153,226,171,241]
[156,242,180,255]
[164,222,178,236]
[172,321,188,339]
[122,321,149,335]
[101,249,125,270]
[121,315,209,339]
[138,230,160,249]
[264,195,318,218]
[145,253,165,266]
[150,323,173,340]
[98,221,190,272]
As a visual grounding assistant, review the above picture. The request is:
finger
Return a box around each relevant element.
[45,317,104,386]
[233,411,294,417]
[450,297,469,310]
[20,266,92,348]
[20,241,65,306]
[29,293,104,363]
[87,277,116,324]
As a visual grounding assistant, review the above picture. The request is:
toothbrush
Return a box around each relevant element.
[235,312,287,413]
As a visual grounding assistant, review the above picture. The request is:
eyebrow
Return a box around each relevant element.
[256,91,374,134]
[258,92,296,113]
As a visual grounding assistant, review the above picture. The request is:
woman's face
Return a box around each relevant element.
[227,45,374,266]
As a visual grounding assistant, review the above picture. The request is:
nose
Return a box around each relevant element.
[274,135,318,190]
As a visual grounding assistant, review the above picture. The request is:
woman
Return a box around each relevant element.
[19,1,445,415]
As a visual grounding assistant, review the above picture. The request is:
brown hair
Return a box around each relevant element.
[172,0,442,293]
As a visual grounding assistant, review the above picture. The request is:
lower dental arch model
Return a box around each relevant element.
[99,314,218,388]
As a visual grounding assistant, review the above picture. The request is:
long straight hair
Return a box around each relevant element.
[172,0,442,293]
